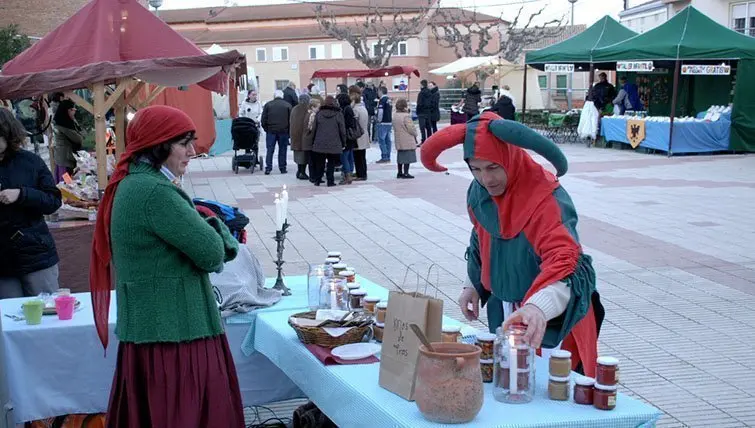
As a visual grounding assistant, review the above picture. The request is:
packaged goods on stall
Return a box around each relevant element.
[574,377,595,405]
[441,325,461,343]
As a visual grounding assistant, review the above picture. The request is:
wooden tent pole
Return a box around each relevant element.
[93,82,108,193]
[667,60,681,156]
[521,65,528,123]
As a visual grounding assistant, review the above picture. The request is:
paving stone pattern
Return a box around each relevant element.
[186,141,755,427]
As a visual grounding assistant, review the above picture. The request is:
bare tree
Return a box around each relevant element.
[430,6,563,84]
[314,1,434,69]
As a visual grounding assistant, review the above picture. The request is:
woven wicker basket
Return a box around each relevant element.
[288,311,373,348]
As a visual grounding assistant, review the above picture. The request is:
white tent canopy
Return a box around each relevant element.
[430,56,544,110]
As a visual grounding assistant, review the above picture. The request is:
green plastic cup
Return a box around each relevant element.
[22,299,45,325]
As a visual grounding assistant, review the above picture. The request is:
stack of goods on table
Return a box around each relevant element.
[54,151,115,221]
[289,251,384,364]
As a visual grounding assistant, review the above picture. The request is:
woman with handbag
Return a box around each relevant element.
[392,98,419,179]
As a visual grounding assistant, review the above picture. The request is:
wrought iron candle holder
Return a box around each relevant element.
[272,221,291,296]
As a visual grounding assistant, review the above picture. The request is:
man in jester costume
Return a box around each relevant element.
[420,111,605,376]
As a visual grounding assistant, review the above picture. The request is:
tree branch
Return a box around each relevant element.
[314,1,433,69]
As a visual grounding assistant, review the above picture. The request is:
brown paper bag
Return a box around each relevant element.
[378,265,444,401]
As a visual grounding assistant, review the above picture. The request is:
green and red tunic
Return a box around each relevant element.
[421,111,604,376]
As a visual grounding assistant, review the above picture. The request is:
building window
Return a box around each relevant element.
[537,75,547,89]
[556,75,567,97]
[309,45,325,60]
[256,48,266,62]
[331,43,343,59]
[371,41,408,57]
[273,47,289,62]
[731,2,755,36]
[275,80,291,91]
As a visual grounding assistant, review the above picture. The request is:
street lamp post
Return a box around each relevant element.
[566,0,578,111]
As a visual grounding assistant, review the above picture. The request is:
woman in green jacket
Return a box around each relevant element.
[90,106,244,427]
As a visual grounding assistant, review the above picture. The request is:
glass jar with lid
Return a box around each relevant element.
[307,263,333,310]
[493,325,535,404]
[319,277,348,310]
[327,251,342,263]
[332,263,348,277]
[442,326,461,343]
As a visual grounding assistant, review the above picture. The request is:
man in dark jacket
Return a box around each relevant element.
[0,109,62,298]
[261,90,293,174]
[283,82,299,108]
[463,82,482,120]
[416,80,434,144]
[362,83,378,142]
[429,81,441,133]
[376,86,393,163]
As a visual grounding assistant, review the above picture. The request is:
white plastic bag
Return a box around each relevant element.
[578,101,600,140]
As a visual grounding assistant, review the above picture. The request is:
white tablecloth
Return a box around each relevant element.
[0,292,303,424]
[253,278,663,428]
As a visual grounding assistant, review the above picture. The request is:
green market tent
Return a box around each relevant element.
[525,16,637,68]
[592,6,755,152]
[591,7,755,62]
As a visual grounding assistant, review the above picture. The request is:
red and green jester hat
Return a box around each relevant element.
[420,111,604,377]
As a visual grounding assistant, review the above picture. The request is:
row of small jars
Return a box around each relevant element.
[548,350,620,410]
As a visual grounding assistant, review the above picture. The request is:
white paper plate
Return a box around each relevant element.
[331,343,381,361]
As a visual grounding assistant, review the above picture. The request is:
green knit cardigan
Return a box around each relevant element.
[110,162,239,343]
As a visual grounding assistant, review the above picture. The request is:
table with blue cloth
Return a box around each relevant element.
[253,277,663,428]
[601,116,731,153]
[0,288,303,424]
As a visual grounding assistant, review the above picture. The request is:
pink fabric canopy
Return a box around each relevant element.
[311,66,420,79]
[0,0,243,99]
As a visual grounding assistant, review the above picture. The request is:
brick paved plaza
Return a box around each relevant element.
[185,141,755,427]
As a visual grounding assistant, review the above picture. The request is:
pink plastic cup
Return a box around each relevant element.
[55,295,76,320]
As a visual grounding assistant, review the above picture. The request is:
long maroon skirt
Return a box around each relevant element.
[106,334,245,428]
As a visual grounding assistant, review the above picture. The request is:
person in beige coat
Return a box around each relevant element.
[351,92,370,181]
[392,98,418,179]
[289,93,312,180]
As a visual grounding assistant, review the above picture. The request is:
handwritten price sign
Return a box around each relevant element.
[544,64,574,73]
[681,64,731,75]
[392,318,410,358]
[617,61,655,72]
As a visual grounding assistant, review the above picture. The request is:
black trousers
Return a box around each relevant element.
[353,149,367,179]
[431,120,438,133]
[418,115,433,142]
[312,152,341,185]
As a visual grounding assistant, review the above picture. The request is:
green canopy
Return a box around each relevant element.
[592,6,755,62]
[525,16,637,66]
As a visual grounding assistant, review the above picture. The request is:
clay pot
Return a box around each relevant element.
[415,342,484,424]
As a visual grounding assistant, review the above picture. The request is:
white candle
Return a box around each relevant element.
[281,185,289,223]
[509,335,518,394]
[274,197,283,231]
[329,281,338,309]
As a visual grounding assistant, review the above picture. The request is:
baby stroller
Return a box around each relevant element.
[230,117,263,174]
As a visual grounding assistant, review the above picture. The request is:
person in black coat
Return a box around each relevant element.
[429,81,440,133]
[283,82,299,108]
[261,90,293,175]
[463,82,482,120]
[0,108,62,299]
[416,80,434,144]
[492,95,516,121]
[362,83,378,142]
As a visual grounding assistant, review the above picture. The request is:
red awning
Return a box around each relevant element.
[311,66,420,79]
[0,0,244,99]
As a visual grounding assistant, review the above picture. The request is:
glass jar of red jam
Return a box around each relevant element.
[596,356,620,386]
[573,377,595,405]
[593,383,617,410]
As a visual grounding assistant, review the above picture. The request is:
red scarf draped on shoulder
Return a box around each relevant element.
[90,106,196,351]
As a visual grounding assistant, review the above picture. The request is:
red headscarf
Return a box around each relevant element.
[90,105,196,351]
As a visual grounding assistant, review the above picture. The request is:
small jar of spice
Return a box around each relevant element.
[573,377,595,405]
[593,383,617,410]
[549,350,572,377]
[596,356,620,386]
[349,290,367,310]
[373,322,384,342]
[327,251,342,262]
[324,257,340,266]
[339,270,356,283]
[548,376,570,401]
[476,332,496,360]
[363,297,381,313]
[375,302,388,323]
[332,263,348,276]
[480,359,494,383]
[441,325,461,343]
